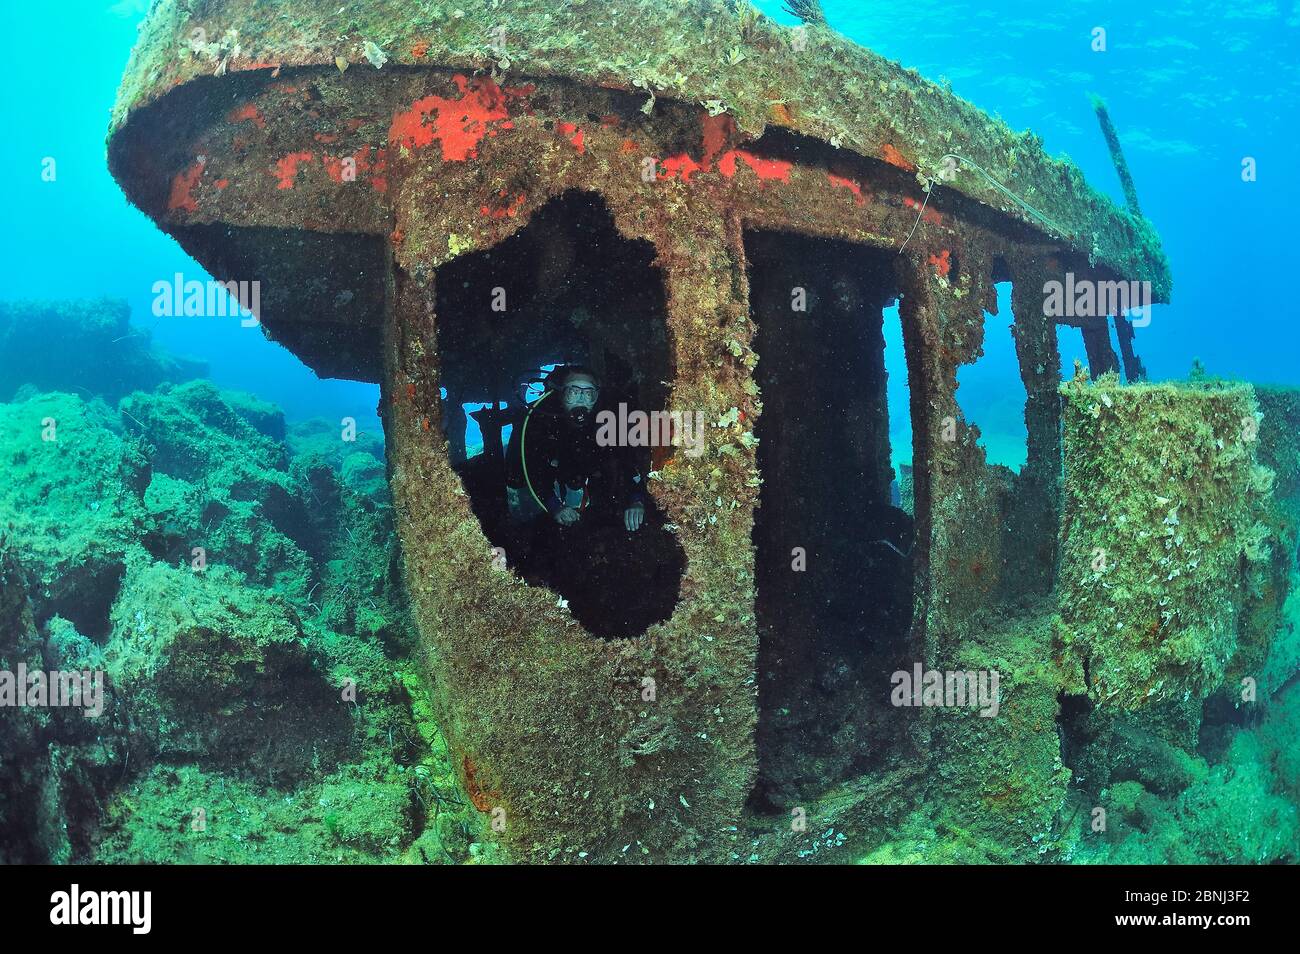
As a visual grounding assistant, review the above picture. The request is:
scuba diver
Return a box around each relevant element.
[501,363,681,638]
[504,364,648,533]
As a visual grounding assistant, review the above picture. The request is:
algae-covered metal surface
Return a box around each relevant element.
[1057,376,1275,710]
[108,0,1169,296]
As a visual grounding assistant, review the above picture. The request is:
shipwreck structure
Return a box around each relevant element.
[108,0,1293,863]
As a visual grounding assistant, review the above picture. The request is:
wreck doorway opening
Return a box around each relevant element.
[743,228,916,811]
[431,190,685,639]
[956,282,1029,473]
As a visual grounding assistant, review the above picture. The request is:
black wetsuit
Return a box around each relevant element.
[504,396,647,523]
[501,394,680,638]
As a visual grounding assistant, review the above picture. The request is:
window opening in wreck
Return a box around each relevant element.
[1056,323,1088,379]
[743,228,917,811]
[431,190,685,640]
[882,298,914,516]
[956,281,1029,472]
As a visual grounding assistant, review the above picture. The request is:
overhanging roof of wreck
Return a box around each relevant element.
[108,0,1171,349]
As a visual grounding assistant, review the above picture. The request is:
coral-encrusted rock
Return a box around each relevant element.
[0,391,150,637]
[124,380,316,596]
[1057,378,1274,710]
[1,364,466,862]
[105,558,354,781]
[0,545,62,863]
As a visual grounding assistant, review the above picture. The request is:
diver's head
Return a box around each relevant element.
[551,366,600,425]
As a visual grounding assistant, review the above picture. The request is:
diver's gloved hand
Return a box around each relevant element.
[555,506,582,526]
[624,502,645,531]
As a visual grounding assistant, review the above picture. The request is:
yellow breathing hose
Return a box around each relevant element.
[519,389,554,514]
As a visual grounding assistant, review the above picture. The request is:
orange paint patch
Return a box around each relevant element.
[620,138,639,154]
[929,249,952,277]
[827,172,867,205]
[411,40,430,57]
[556,121,585,154]
[659,153,703,182]
[227,103,267,129]
[215,178,229,190]
[166,159,205,213]
[768,101,794,125]
[388,74,512,161]
[717,149,793,182]
[881,143,916,172]
[270,151,314,189]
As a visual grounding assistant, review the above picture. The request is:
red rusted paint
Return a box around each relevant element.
[556,121,585,154]
[480,191,527,219]
[167,159,205,213]
[701,113,735,168]
[388,74,512,161]
[227,103,266,129]
[314,132,340,144]
[717,149,793,182]
[929,249,952,277]
[599,114,622,128]
[904,196,944,225]
[370,147,389,193]
[827,172,867,205]
[270,151,314,189]
[321,146,387,192]
[881,143,916,172]
[323,145,382,186]
[215,178,230,190]
[659,153,703,182]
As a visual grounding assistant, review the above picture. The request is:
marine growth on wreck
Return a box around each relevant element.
[2,0,1298,877]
